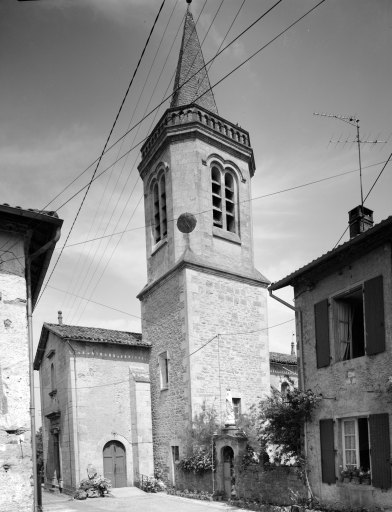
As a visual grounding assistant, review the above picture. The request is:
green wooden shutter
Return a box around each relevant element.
[315,299,330,368]
[364,275,385,355]
[320,419,335,484]
[369,413,391,489]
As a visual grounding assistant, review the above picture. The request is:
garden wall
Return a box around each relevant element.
[175,467,214,493]
[236,465,307,506]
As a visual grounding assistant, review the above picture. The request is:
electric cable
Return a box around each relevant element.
[68,1,212,321]
[52,0,324,215]
[333,151,392,248]
[34,318,295,391]
[64,0,181,317]
[1,157,387,266]
[39,0,285,215]
[35,0,167,307]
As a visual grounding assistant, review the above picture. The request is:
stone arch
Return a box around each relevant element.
[206,154,246,184]
[97,433,133,486]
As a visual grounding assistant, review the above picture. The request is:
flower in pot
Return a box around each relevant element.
[340,467,351,483]
[351,467,361,484]
[361,469,371,485]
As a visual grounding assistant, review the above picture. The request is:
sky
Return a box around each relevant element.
[1,0,392,381]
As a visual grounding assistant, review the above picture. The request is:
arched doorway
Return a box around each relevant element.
[103,441,127,488]
[222,446,234,498]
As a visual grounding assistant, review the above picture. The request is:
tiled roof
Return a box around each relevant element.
[170,6,218,114]
[44,323,149,347]
[269,352,297,365]
[270,215,392,291]
[1,203,58,218]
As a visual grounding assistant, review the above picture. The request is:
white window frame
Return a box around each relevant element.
[342,418,359,469]
[341,416,371,472]
[211,165,238,234]
[333,286,365,362]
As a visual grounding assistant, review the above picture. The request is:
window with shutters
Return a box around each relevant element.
[315,276,385,367]
[333,275,385,362]
[151,171,167,244]
[342,418,370,472]
[338,414,391,488]
[211,165,238,234]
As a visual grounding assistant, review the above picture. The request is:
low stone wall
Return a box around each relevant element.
[236,465,307,506]
[174,467,214,493]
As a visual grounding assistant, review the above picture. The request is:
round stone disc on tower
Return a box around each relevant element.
[177,212,197,233]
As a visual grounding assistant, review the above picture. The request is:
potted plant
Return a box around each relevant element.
[351,467,361,484]
[361,469,371,485]
[213,489,224,501]
[340,467,351,483]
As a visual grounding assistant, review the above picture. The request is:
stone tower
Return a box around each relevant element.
[137,2,270,482]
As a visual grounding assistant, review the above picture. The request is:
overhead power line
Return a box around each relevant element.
[40,0,285,214]
[333,151,392,248]
[35,0,167,308]
[34,0,328,307]
[50,159,383,253]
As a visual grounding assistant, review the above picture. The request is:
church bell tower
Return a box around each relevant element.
[137,1,270,482]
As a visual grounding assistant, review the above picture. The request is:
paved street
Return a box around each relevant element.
[43,488,247,512]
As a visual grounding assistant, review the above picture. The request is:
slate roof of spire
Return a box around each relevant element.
[170,5,218,114]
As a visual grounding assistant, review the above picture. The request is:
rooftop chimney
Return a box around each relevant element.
[58,310,63,325]
[348,205,373,239]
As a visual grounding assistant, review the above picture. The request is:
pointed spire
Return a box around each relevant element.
[170,2,218,114]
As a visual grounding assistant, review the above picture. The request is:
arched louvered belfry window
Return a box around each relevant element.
[152,171,167,244]
[211,165,238,234]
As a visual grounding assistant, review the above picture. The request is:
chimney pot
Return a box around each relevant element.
[348,205,373,239]
[58,310,63,325]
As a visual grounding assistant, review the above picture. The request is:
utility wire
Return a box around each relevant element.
[35,0,167,308]
[1,157,386,265]
[64,0,181,317]
[39,0,285,214]
[333,152,392,248]
[35,0,327,307]
[34,318,295,391]
[53,159,381,253]
[53,0,323,215]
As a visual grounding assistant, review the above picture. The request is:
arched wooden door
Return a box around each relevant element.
[103,441,127,488]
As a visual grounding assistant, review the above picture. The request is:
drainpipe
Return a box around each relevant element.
[26,262,39,511]
[27,226,61,511]
[268,286,312,499]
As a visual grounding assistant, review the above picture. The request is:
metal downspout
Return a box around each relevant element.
[26,262,39,511]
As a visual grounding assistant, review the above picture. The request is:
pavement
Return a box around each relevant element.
[42,488,247,512]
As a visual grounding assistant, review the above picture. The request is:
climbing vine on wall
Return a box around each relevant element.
[258,388,322,464]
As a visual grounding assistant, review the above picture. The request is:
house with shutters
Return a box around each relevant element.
[269,346,298,394]
[270,206,392,510]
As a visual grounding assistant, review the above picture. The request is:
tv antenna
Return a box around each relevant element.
[313,112,386,206]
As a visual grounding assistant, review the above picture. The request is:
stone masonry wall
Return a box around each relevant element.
[0,235,33,512]
[174,467,214,493]
[295,243,392,509]
[73,341,150,487]
[186,268,270,418]
[141,270,187,483]
[143,137,258,286]
[40,331,75,492]
[236,465,306,506]
[39,335,152,491]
